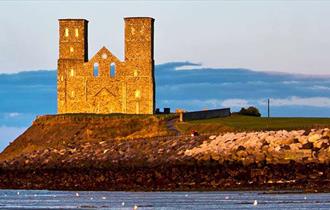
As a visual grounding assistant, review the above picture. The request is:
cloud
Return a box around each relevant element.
[175,63,203,70]
[7,112,21,118]
[221,99,250,108]
[309,85,330,91]
[259,96,330,107]
[159,98,252,111]
[282,80,300,85]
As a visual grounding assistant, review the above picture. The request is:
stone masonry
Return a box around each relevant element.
[57,17,155,114]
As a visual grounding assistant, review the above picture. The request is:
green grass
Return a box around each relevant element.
[176,115,330,134]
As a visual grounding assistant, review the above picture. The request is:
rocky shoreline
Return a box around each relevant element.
[1,116,330,191]
[185,128,330,165]
[1,163,330,191]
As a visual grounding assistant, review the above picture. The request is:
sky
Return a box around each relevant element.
[0,1,330,151]
[0,1,330,74]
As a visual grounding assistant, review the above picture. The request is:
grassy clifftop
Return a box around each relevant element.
[0,114,175,161]
[176,115,330,134]
[2,113,330,162]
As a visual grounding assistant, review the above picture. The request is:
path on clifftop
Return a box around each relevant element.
[166,118,181,136]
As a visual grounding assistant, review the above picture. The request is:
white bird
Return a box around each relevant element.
[133,204,138,210]
[75,192,79,197]
[253,200,258,206]
[121,202,125,206]
[102,196,106,200]
[17,192,20,195]
[304,196,307,200]
[185,194,188,197]
[225,196,229,200]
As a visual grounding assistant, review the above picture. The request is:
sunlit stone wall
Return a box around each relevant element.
[57,18,155,114]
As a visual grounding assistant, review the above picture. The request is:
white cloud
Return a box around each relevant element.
[259,96,330,107]
[282,81,300,85]
[160,99,223,109]
[175,64,203,71]
[221,99,250,108]
[309,85,330,91]
[7,112,20,117]
[159,98,252,111]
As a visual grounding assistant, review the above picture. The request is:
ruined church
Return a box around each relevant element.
[57,17,155,114]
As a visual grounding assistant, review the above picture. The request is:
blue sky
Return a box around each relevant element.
[0,1,330,74]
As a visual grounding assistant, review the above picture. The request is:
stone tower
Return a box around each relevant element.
[57,17,155,114]
[57,19,88,113]
[124,17,155,114]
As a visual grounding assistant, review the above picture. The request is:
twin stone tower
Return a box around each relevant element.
[57,17,155,114]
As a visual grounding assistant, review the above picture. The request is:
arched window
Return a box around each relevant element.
[70,68,74,77]
[110,63,116,77]
[75,28,79,37]
[134,69,138,77]
[65,28,69,37]
[93,63,99,77]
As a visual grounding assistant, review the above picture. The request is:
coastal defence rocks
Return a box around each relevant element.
[1,119,330,191]
[184,128,330,165]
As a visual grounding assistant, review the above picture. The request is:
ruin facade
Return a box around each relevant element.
[57,17,155,114]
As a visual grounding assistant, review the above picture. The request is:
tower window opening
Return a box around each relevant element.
[110,63,116,77]
[70,47,74,53]
[134,69,138,77]
[70,69,74,77]
[135,89,141,99]
[75,28,79,37]
[65,28,69,37]
[93,63,99,77]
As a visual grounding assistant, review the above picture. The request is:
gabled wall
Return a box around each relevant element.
[57,17,155,114]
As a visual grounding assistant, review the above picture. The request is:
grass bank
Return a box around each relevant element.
[176,114,330,134]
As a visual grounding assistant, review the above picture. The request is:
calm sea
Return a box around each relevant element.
[0,190,330,209]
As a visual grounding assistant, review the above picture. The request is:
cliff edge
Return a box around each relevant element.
[0,115,330,191]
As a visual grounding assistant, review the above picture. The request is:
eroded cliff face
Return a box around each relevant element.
[1,115,330,191]
[0,114,172,162]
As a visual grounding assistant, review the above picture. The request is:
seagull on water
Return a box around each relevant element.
[253,200,258,206]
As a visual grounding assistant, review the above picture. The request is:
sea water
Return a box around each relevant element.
[0,190,330,209]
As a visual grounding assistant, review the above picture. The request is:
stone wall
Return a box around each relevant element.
[181,108,231,121]
[57,18,155,114]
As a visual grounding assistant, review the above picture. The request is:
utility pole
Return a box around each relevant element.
[267,98,270,118]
